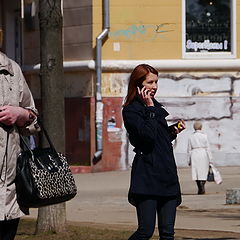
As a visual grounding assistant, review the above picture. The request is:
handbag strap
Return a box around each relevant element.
[37,118,57,152]
[20,117,58,156]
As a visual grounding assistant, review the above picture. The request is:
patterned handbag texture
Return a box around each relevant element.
[16,119,77,208]
[28,151,76,200]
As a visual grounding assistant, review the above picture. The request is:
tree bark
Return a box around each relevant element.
[36,0,66,233]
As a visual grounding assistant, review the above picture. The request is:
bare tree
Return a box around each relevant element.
[36,0,66,233]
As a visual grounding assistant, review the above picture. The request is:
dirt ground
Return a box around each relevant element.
[17,218,240,240]
[26,166,240,239]
[68,221,240,239]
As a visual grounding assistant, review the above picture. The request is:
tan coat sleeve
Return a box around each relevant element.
[17,64,40,135]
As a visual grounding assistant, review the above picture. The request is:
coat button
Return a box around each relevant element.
[149,112,155,118]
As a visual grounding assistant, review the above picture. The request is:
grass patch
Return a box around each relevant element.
[16,218,138,240]
[16,218,240,240]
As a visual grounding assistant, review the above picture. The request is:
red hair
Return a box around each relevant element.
[123,64,158,106]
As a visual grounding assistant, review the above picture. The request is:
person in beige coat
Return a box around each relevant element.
[187,121,212,195]
[0,51,39,240]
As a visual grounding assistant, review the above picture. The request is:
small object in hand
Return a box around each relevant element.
[177,122,181,129]
[207,166,214,182]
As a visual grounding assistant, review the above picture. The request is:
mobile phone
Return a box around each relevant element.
[174,122,181,129]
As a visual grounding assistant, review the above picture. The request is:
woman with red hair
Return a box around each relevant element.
[122,64,185,240]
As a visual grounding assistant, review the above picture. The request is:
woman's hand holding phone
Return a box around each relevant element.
[137,86,154,107]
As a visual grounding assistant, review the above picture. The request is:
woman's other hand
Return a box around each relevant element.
[174,120,185,134]
[137,86,154,107]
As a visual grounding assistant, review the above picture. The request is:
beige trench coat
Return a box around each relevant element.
[0,52,39,221]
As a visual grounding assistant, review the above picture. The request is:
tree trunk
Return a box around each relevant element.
[36,204,66,233]
[36,0,66,233]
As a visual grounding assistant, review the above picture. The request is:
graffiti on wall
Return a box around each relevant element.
[109,23,176,41]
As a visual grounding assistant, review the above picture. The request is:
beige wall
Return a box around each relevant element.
[93,0,181,60]
[94,0,240,60]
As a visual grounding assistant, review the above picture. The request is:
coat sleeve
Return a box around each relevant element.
[17,64,40,135]
[168,124,177,141]
[122,106,158,145]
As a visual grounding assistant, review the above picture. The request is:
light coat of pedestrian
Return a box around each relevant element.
[187,128,212,181]
[0,52,39,221]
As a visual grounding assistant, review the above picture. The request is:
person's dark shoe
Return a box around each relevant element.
[198,181,206,194]
[196,180,206,194]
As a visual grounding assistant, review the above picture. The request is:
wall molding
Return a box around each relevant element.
[23,59,240,74]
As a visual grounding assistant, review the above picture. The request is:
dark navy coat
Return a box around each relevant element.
[122,97,181,205]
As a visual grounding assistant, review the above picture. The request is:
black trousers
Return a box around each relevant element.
[0,218,20,240]
[128,196,177,240]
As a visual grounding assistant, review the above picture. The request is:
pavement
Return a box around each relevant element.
[27,166,240,239]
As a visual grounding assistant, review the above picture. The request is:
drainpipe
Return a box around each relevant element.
[93,0,110,164]
[20,0,24,66]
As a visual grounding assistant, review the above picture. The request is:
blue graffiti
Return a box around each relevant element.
[109,25,148,39]
[109,23,175,39]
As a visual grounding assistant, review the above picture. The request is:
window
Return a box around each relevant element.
[182,0,236,58]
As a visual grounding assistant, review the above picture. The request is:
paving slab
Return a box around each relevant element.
[27,166,240,238]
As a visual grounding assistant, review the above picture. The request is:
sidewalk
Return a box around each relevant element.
[28,166,240,237]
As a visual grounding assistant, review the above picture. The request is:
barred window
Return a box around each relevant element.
[183,0,236,58]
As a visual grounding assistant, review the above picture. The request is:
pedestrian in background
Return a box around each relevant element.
[0,51,39,240]
[122,64,185,240]
[187,121,212,194]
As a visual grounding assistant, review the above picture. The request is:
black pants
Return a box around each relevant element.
[129,196,177,240]
[0,218,20,240]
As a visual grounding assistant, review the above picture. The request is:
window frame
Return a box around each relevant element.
[182,0,236,59]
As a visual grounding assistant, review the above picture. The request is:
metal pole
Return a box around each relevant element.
[93,0,110,164]
[20,0,24,66]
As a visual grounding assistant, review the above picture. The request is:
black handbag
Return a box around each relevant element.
[15,120,77,208]
[207,165,214,182]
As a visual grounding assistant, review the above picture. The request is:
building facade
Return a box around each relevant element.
[1,0,240,171]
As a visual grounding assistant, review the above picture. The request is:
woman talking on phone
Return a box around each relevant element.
[122,64,185,240]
